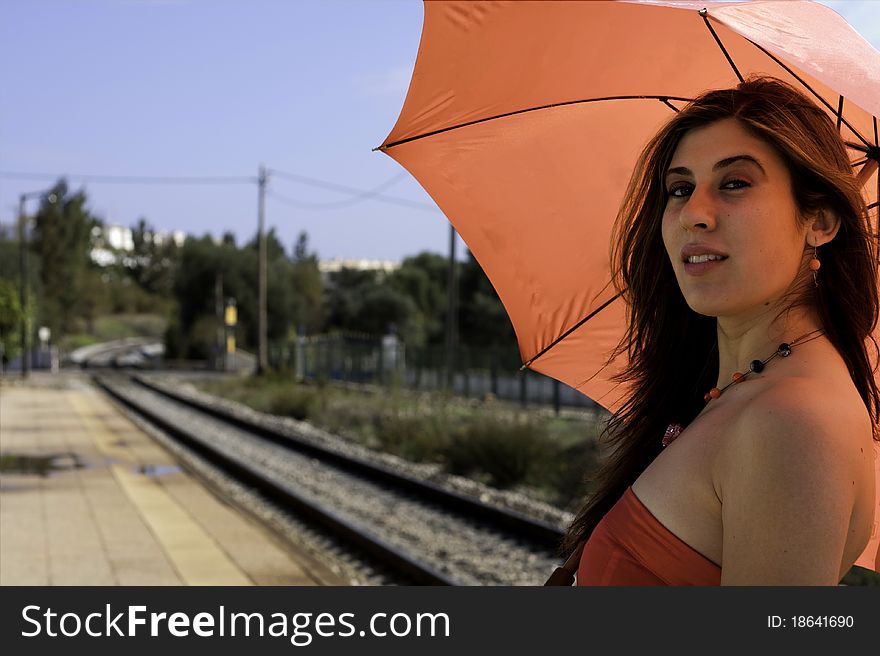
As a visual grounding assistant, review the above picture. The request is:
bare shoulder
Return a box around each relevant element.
[719,377,871,489]
[716,378,873,585]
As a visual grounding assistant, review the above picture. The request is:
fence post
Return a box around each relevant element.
[377,336,385,386]
[353,340,359,383]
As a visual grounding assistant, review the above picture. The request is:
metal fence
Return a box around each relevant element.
[269,332,598,412]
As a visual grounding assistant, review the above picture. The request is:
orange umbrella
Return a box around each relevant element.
[378,0,880,570]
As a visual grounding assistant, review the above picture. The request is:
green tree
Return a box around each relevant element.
[0,223,22,280]
[78,268,112,333]
[246,227,286,262]
[289,232,323,334]
[0,279,23,363]
[322,268,381,331]
[127,217,180,297]
[458,250,517,348]
[356,285,417,337]
[170,230,295,360]
[0,224,43,351]
[386,252,448,346]
[321,264,419,342]
[171,235,239,357]
[29,180,99,336]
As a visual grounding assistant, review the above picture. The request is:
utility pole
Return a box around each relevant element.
[257,164,269,375]
[215,272,224,371]
[445,223,458,391]
[18,195,29,378]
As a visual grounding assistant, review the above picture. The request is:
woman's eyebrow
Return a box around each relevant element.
[665,155,767,178]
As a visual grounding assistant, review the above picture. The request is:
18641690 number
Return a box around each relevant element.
[790,616,853,628]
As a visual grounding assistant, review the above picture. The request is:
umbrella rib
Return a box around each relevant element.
[847,142,871,154]
[377,96,694,150]
[520,291,622,370]
[837,96,845,132]
[700,12,744,83]
[744,40,873,150]
[660,98,681,113]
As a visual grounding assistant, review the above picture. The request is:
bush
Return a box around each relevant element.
[164,316,185,359]
[373,413,451,463]
[268,387,320,421]
[190,375,607,510]
[187,315,219,360]
[443,415,551,489]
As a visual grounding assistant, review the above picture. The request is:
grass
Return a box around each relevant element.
[92,313,167,340]
[190,373,604,511]
[61,313,168,352]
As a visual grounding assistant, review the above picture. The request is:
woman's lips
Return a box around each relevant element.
[683,257,728,276]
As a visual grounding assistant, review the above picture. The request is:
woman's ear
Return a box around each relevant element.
[806,207,840,247]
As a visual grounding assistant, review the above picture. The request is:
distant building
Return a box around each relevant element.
[318,257,400,279]
[151,230,186,248]
[89,223,186,266]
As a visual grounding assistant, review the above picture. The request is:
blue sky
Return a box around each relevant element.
[1,0,877,262]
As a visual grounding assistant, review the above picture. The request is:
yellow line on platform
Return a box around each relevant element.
[68,390,252,586]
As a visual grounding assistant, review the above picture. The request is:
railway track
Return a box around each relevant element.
[94,374,567,585]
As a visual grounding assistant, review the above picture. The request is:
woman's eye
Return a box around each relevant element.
[667,179,749,198]
[723,178,750,190]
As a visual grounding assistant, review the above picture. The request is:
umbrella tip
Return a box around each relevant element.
[699,7,707,17]
[372,145,386,152]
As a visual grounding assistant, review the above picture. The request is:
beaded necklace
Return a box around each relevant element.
[662,328,826,448]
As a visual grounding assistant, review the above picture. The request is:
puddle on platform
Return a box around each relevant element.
[136,464,182,477]
[0,452,84,477]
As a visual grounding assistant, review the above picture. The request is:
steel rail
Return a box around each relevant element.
[130,374,568,546]
[94,375,460,586]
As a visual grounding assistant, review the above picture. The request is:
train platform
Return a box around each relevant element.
[0,371,346,586]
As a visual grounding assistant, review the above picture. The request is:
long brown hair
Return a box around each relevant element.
[563,76,880,554]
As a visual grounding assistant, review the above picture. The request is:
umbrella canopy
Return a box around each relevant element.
[379,0,880,575]
[378,0,880,414]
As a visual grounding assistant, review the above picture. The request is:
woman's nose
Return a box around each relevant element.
[679,186,717,232]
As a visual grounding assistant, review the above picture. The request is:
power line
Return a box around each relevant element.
[268,188,439,213]
[0,168,439,211]
[265,171,413,210]
[268,168,437,211]
[0,171,256,185]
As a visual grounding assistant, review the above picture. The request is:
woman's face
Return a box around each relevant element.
[661,118,808,319]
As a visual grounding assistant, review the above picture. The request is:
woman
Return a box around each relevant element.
[555,77,879,586]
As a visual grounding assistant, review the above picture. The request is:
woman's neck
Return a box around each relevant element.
[714,305,822,389]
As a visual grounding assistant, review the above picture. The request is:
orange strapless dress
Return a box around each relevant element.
[577,486,722,586]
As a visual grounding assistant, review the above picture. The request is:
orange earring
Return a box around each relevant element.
[809,244,820,287]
